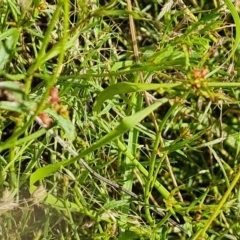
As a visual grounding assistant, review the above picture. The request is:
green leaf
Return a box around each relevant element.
[99,199,130,216]
[111,61,134,71]
[0,72,25,81]
[183,8,220,37]
[45,108,75,140]
[93,82,180,112]
[30,163,61,191]
[0,28,20,70]
[31,185,80,210]
[30,99,167,190]
[0,81,25,99]
[0,101,28,113]
[93,10,129,17]
[161,129,206,153]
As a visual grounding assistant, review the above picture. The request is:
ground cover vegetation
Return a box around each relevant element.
[0,0,240,239]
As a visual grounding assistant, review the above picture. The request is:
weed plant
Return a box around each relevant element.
[0,0,240,239]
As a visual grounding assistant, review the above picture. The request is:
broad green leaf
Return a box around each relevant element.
[0,28,20,70]
[30,163,62,191]
[111,61,134,71]
[93,82,180,112]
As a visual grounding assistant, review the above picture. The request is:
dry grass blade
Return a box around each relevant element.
[157,0,174,20]
[0,189,19,215]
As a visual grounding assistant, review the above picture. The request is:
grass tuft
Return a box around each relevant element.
[0,0,240,239]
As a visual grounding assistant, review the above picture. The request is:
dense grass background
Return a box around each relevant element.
[0,0,240,239]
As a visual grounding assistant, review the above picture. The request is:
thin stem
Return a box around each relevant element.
[34,115,185,232]
[194,167,240,239]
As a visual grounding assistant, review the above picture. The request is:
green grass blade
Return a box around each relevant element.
[93,82,180,112]
[206,0,240,77]
[30,99,167,189]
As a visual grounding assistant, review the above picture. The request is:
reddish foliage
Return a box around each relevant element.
[50,87,60,104]
[38,112,52,126]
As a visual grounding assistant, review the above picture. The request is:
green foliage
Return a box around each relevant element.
[0,0,240,239]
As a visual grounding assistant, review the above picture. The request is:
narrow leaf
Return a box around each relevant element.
[0,28,20,70]
[45,108,75,140]
[93,82,180,112]
[30,99,167,189]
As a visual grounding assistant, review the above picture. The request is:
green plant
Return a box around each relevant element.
[0,0,240,239]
